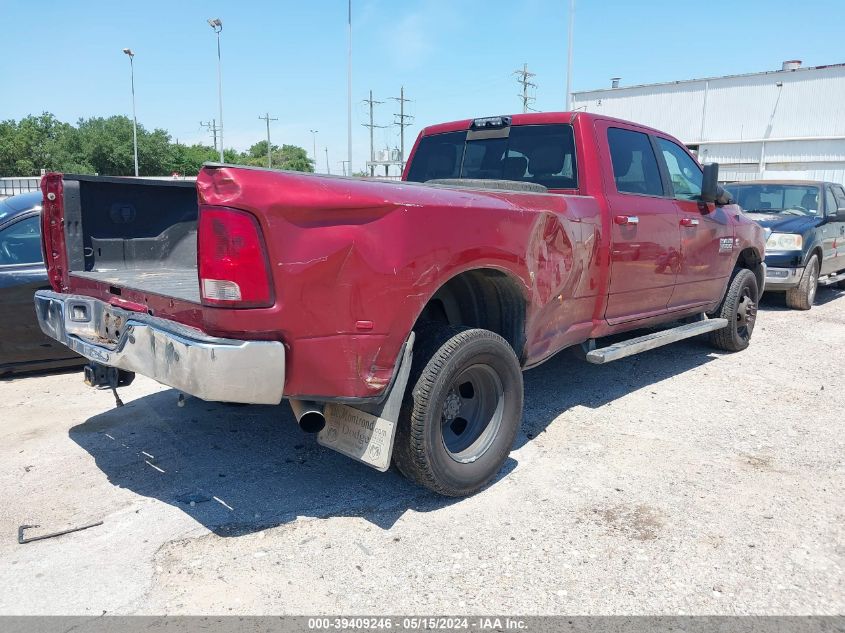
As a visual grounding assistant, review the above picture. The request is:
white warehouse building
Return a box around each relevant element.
[570,61,845,184]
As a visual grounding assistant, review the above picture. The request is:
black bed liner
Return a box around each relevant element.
[63,175,200,303]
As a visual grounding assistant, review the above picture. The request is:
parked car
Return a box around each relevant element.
[725,180,845,309]
[34,112,765,496]
[0,191,83,375]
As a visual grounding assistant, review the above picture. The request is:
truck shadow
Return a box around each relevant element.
[516,338,716,450]
[758,285,844,311]
[69,394,478,536]
[811,285,845,306]
[69,335,717,537]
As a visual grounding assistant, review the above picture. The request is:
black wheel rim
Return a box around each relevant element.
[736,287,757,340]
[440,364,504,463]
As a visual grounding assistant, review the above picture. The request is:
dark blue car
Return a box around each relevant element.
[0,191,83,374]
[725,180,845,310]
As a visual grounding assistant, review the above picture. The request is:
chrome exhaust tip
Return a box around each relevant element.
[288,399,326,433]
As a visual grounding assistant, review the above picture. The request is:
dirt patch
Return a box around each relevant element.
[740,454,776,471]
[587,503,665,541]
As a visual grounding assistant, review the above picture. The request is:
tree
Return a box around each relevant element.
[165,143,219,176]
[241,141,314,172]
[0,113,82,176]
[0,112,315,177]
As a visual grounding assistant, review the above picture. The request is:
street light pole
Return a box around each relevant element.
[122,48,139,177]
[208,18,224,163]
[310,129,319,173]
[565,0,575,111]
[347,0,352,175]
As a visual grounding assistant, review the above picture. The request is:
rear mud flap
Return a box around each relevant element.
[317,333,415,472]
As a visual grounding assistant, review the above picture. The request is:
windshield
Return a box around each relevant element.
[406,124,577,189]
[723,184,820,216]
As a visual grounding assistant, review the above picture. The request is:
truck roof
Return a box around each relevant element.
[419,111,671,138]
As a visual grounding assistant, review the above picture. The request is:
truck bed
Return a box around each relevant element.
[62,175,200,303]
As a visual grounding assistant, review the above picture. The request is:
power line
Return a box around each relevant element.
[362,90,387,177]
[513,63,537,113]
[258,112,278,168]
[390,86,414,171]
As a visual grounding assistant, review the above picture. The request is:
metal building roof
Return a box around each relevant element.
[571,62,845,96]
[570,63,845,144]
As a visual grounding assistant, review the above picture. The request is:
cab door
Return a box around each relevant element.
[831,185,845,272]
[596,122,680,324]
[655,137,735,309]
[820,186,841,275]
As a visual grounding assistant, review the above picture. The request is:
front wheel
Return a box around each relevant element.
[709,268,759,352]
[785,254,819,310]
[393,325,523,497]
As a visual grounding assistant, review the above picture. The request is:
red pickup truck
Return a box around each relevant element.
[35,112,766,496]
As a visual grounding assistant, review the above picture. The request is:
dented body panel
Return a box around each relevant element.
[38,112,766,403]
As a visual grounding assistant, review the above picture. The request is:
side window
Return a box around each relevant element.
[607,128,663,196]
[825,187,838,217]
[0,216,43,266]
[833,186,845,212]
[657,138,703,200]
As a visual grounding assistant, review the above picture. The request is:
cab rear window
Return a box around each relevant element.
[406,124,577,189]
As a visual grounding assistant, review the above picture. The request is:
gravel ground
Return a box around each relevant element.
[0,288,842,615]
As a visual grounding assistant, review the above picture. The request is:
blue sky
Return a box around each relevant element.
[2,0,843,173]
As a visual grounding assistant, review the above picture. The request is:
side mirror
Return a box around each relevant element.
[700,163,733,205]
[838,207,845,221]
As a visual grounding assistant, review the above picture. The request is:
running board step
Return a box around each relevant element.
[818,271,845,286]
[585,318,729,365]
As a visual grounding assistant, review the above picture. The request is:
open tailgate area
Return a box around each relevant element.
[60,175,200,302]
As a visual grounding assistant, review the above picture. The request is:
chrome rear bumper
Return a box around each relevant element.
[34,291,285,404]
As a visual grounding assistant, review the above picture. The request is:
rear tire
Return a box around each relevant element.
[709,268,759,352]
[785,254,819,310]
[393,325,523,497]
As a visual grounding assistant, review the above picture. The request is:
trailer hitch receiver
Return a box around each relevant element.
[83,362,135,407]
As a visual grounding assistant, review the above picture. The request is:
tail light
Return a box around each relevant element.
[198,206,274,308]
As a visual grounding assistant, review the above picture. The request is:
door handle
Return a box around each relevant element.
[680,218,700,227]
[614,215,639,226]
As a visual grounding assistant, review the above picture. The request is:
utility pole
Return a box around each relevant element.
[200,119,219,153]
[390,86,413,171]
[566,0,575,110]
[325,147,331,175]
[513,63,537,113]
[339,160,349,177]
[362,90,386,177]
[258,113,278,168]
